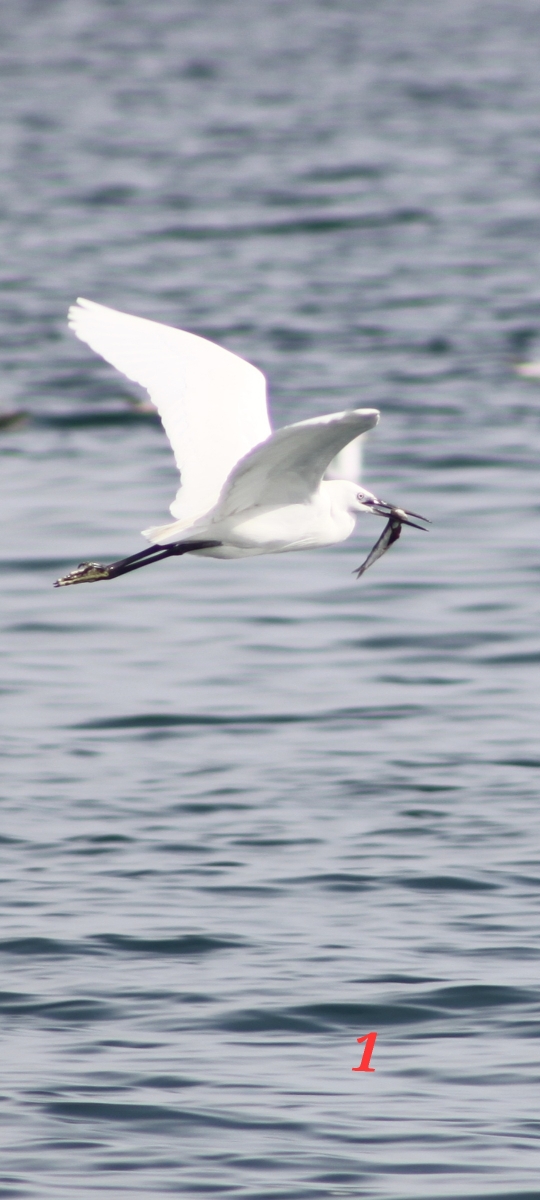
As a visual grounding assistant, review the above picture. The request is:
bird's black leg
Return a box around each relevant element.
[54,540,222,587]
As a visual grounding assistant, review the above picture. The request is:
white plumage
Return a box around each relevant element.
[68,297,271,527]
[55,299,426,587]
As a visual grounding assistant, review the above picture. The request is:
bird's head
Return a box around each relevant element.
[350,485,385,514]
[336,480,429,529]
[332,481,388,515]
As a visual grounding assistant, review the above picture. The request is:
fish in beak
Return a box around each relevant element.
[355,500,430,579]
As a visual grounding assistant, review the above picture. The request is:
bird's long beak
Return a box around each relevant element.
[369,499,430,531]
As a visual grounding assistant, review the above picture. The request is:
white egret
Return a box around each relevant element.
[54,299,427,588]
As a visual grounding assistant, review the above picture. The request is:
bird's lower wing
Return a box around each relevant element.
[213,409,380,516]
[68,299,272,525]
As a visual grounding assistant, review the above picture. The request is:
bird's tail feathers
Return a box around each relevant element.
[141,517,201,545]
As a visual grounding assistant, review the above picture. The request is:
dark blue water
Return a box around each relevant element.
[2,1,540,1196]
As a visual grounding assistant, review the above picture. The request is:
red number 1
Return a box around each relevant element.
[352,1031,377,1072]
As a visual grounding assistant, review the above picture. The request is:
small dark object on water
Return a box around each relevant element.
[0,409,29,431]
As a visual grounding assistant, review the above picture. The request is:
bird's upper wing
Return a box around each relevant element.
[68,298,271,524]
[213,409,380,518]
[324,436,364,482]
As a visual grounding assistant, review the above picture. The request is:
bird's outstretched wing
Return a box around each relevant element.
[214,409,379,517]
[68,299,271,525]
[325,436,364,482]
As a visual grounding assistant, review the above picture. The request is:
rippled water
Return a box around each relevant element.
[2,1,540,1196]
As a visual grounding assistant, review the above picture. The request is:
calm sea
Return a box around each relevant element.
[2,1,540,1196]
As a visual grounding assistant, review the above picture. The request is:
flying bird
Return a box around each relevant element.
[54,299,427,588]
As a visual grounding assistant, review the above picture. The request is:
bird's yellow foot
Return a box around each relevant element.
[54,561,112,587]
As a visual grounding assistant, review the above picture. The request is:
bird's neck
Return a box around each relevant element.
[318,480,357,541]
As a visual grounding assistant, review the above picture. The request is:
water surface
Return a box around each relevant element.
[2,1,540,1196]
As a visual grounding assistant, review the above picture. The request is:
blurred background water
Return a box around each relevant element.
[2,1,540,1196]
